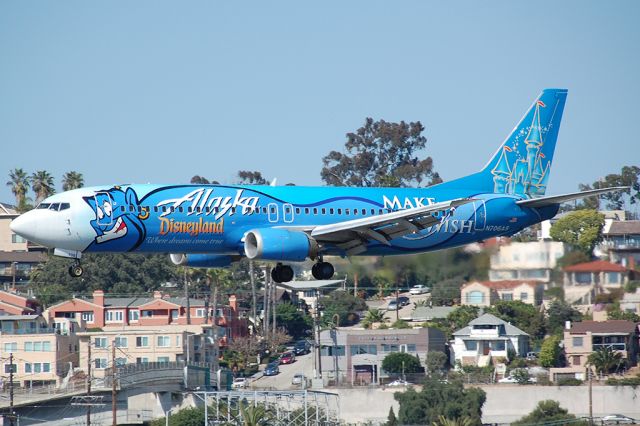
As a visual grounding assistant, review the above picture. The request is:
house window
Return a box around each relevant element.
[350,345,377,355]
[25,363,49,373]
[3,342,17,353]
[520,292,528,301]
[114,337,128,348]
[464,340,478,350]
[94,337,108,348]
[572,337,584,347]
[115,358,127,367]
[494,341,506,351]
[142,310,153,318]
[607,272,620,284]
[25,342,33,352]
[157,356,170,363]
[171,310,179,319]
[573,355,581,366]
[575,272,592,284]
[136,336,149,347]
[382,344,399,352]
[501,293,513,301]
[4,364,16,374]
[195,308,206,317]
[82,312,95,322]
[320,346,345,356]
[136,357,149,364]
[157,336,170,347]
[466,291,484,305]
[128,310,139,322]
[105,310,123,322]
[94,358,108,369]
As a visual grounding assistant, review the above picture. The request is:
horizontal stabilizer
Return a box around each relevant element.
[516,186,629,208]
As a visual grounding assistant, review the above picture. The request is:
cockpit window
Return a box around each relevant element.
[48,203,60,211]
[59,203,70,211]
[37,203,51,209]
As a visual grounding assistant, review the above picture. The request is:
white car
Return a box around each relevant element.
[231,377,249,389]
[409,285,429,295]
[292,373,306,385]
[387,379,410,387]
[602,414,635,424]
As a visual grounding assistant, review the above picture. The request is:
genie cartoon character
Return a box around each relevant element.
[83,187,146,252]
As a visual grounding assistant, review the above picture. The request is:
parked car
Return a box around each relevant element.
[409,285,430,295]
[231,377,249,389]
[397,296,410,306]
[264,362,280,376]
[602,414,635,424]
[526,351,539,361]
[387,299,399,311]
[279,351,296,364]
[292,373,306,385]
[294,340,311,355]
[498,371,537,384]
[387,379,409,387]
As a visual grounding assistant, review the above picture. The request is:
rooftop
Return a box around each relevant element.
[0,252,48,263]
[453,313,529,337]
[569,320,638,335]
[463,280,540,290]
[605,220,640,236]
[563,260,628,273]
[411,306,456,321]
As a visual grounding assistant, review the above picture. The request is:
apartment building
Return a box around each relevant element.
[0,289,41,316]
[0,315,80,387]
[599,219,640,264]
[489,240,565,284]
[563,260,636,305]
[550,320,639,381]
[461,280,544,307]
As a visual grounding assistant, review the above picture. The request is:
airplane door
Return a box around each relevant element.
[283,203,294,223]
[473,200,486,231]
[267,203,279,223]
[95,192,114,226]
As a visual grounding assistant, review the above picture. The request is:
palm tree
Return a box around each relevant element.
[6,168,30,209]
[432,415,475,426]
[30,170,55,203]
[587,346,624,378]
[61,171,84,191]
[361,308,388,329]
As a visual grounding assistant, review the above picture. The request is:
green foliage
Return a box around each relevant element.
[510,368,531,385]
[390,319,411,329]
[361,308,388,329]
[61,171,84,191]
[320,290,366,326]
[511,400,583,425]
[30,253,179,306]
[486,300,545,340]
[275,302,312,339]
[587,346,624,376]
[605,375,640,387]
[7,168,31,211]
[625,280,640,293]
[30,170,55,204]
[539,336,562,368]
[550,210,605,255]
[557,377,583,386]
[150,406,204,426]
[382,352,424,374]
[431,277,464,306]
[544,286,565,301]
[425,351,448,377]
[556,251,591,268]
[386,407,398,426]
[580,166,640,209]
[447,306,479,331]
[394,378,485,426]
[546,301,582,336]
[320,117,440,188]
[606,304,640,322]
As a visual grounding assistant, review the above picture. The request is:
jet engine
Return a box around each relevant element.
[169,253,240,268]
[244,228,318,262]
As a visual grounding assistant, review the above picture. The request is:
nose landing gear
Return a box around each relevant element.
[68,261,84,278]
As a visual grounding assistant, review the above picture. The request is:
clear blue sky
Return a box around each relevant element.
[1,1,639,204]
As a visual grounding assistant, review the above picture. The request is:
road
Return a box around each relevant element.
[366,291,431,322]
[251,351,315,390]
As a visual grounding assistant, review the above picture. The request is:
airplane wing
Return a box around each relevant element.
[298,198,475,255]
[516,186,629,208]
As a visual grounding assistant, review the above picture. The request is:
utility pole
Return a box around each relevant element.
[271,272,277,336]
[184,268,191,325]
[249,261,257,332]
[395,285,400,322]
[316,290,322,378]
[87,344,92,426]
[353,272,358,297]
[263,266,270,340]
[588,366,593,425]
[9,352,14,426]
[111,342,117,426]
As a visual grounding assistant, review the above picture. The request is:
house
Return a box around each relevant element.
[277,279,345,312]
[599,219,640,264]
[563,260,636,305]
[549,320,639,382]
[489,240,565,284]
[620,289,640,314]
[46,290,248,346]
[0,314,80,387]
[318,327,446,385]
[0,289,41,316]
[451,313,529,366]
[461,280,544,307]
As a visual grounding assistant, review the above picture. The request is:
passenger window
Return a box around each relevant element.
[295,208,301,214]
[305,208,310,214]
[262,207,267,214]
[231,207,236,214]
[285,207,291,214]
[129,205,135,212]
[329,208,334,214]
[345,209,350,215]
[321,208,326,215]
[196,207,201,213]
[187,207,192,212]
[154,206,158,212]
[370,209,374,215]
[270,207,275,213]
[353,209,358,215]
[178,207,183,213]
[378,209,383,215]
[338,209,342,214]
[162,206,167,212]
[362,209,366,215]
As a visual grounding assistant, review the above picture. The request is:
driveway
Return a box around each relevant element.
[252,351,315,390]
[365,292,431,322]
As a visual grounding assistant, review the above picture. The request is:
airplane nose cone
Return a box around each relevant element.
[10,212,38,242]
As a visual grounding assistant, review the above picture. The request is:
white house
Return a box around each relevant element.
[450,313,529,367]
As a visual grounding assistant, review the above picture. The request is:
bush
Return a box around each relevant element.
[605,376,640,387]
[557,377,583,386]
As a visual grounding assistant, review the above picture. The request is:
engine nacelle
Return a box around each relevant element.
[169,253,239,268]
[244,228,318,262]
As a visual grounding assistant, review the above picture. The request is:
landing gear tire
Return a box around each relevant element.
[68,264,84,278]
[312,262,334,280]
[271,263,294,283]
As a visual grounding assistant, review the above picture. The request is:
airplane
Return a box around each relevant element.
[10,88,628,283]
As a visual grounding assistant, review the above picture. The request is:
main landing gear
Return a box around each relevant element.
[68,261,84,278]
[271,263,294,283]
[312,261,334,280]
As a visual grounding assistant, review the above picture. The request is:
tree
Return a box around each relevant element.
[539,335,562,368]
[361,308,387,329]
[276,302,312,339]
[321,118,441,187]
[61,171,84,191]
[190,175,211,184]
[432,416,476,426]
[394,378,485,426]
[237,170,268,185]
[320,290,366,326]
[382,352,424,375]
[150,406,205,426]
[226,335,262,371]
[446,306,479,331]
[580,166,639,210]
[425,351,448,377]
[386,407,398,426]
[550,210,605,255]
[587,346,624,377]
[511,400,583,426]
[546,300,582,336]
[6,168,31,211]
[30,170,55,204]
[431,277,463,306]
[486,300,545,340]
[510,368,531,385]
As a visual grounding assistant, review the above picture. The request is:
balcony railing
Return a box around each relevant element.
[592,343,626,352]
[0,327,64,335]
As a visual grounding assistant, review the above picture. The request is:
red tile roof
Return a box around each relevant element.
[563,260,628,273]
[569,320,637,334]
[463,280,540,290]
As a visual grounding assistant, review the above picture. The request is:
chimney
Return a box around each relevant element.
[565,320,571,330]
[229,294,238,315]
[93,290,105,306]
[153,290,163,299]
